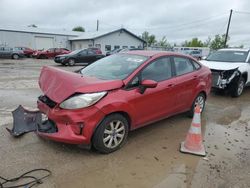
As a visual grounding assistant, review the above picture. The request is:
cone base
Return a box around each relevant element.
[180,142,206,157]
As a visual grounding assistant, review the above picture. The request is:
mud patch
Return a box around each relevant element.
[216,106,241,125]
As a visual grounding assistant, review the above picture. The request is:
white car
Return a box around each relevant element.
[200,48,250,97]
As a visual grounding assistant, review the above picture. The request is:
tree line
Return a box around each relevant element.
[140,31,243,50]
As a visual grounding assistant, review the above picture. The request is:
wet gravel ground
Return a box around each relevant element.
[0,58,250,188]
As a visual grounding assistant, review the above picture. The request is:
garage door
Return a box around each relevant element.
[35,36,54,50]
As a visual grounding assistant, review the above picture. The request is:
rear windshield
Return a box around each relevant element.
[80,54,148,80]
[206,50,248,62]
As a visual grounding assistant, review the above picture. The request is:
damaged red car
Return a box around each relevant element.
[34,51,212,153]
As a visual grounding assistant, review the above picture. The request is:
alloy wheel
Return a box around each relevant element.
[103,120,125,149]
[194,95,205,112]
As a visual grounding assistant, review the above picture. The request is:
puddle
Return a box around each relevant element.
[216,106,241,125]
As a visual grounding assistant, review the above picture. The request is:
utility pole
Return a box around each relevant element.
[224,9,233,48]
[96,20,99,31]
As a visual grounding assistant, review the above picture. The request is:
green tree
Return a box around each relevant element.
[72,26,85,32]
[203,37,211,47]
[141,31,157,47]
[183,38,204,47]
[209,34,228,50]
[28,24,37,28]
[157,36,172,48]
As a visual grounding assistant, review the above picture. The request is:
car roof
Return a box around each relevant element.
[124,50,187,58]
[218,48,249,52]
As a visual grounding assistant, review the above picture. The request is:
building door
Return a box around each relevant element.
[35,36,54,50]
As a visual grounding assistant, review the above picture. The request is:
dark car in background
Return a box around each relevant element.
[32,48,70,59]
[0,46,25,59]
[54,48,105,66]
[15,47,35,57]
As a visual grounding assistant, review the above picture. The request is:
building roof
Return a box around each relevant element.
[69,28,146,43]
[0,25,80,36]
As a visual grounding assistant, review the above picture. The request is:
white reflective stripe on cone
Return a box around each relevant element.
[189,126,201,134]
[192,113,201,124]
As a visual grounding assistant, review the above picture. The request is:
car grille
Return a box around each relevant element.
[38,95,57,108]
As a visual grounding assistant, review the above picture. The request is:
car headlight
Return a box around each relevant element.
[60,56,66,60]
[59,91,107,109]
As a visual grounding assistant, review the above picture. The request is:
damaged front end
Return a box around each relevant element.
[211,68,241,89]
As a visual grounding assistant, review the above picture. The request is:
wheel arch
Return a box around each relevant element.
[241,72,248,83]
[90,111,132,145]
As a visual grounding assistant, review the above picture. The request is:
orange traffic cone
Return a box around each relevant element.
[180,105,206,156]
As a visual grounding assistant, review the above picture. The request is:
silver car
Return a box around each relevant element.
[0,46,25,59]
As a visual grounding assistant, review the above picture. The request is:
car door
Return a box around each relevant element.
[77,49,88,63]
[172,56,200,111]
[126,57,177,127]
[3,47,12,58]
[47,48,55,58]
[87,49,97,62]
[0,47,5,58]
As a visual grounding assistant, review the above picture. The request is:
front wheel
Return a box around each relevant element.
[231,77,245,97]
[188,93,206,117]
[92,114,129,153]
[68,58,75,66]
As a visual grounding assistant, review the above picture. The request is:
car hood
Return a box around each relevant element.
[39,66,124,103]
[200,60,245,71]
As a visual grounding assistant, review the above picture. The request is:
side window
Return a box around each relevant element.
[191,60,201,70]
[87,50,95,55]
[80,50,87,55]
[174,57,194,76]
[141,57,172,82]
[55,48,61,53]
[105,45,111,51]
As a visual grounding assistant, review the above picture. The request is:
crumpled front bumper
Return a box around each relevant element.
[7,100,105,145]
[211,69,240,89]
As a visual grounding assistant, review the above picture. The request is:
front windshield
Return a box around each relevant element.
[80,54,148,80]
[69,49,82,55]
[206,50,248,62]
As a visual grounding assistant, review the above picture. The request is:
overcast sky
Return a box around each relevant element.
[0,0,250,47]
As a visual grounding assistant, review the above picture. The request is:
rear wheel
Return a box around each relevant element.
[12,54,19,59]
[68,58,75,66]
[188,93,206,117]
[231,77,245,97]
[92,114,129,153]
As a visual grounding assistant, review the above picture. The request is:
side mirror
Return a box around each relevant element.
[141,80,157,88]
[139,80,157,94]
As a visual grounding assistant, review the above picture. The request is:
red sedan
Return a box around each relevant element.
[37,51,211,153]
[32,48,70,59]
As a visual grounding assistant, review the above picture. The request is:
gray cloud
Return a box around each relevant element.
[0,0,249,46]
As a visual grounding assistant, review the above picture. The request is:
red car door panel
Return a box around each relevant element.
[129,78,177,127]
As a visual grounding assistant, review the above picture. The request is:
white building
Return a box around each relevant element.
[69,28,146,53]
[0,26,146,53]
[0,26,79,50]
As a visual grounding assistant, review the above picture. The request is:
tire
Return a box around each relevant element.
[231,77,245,97]
[68,58,75,66]
[92,114,129,153]
[188,93,206,117]
[12,54,19,59]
